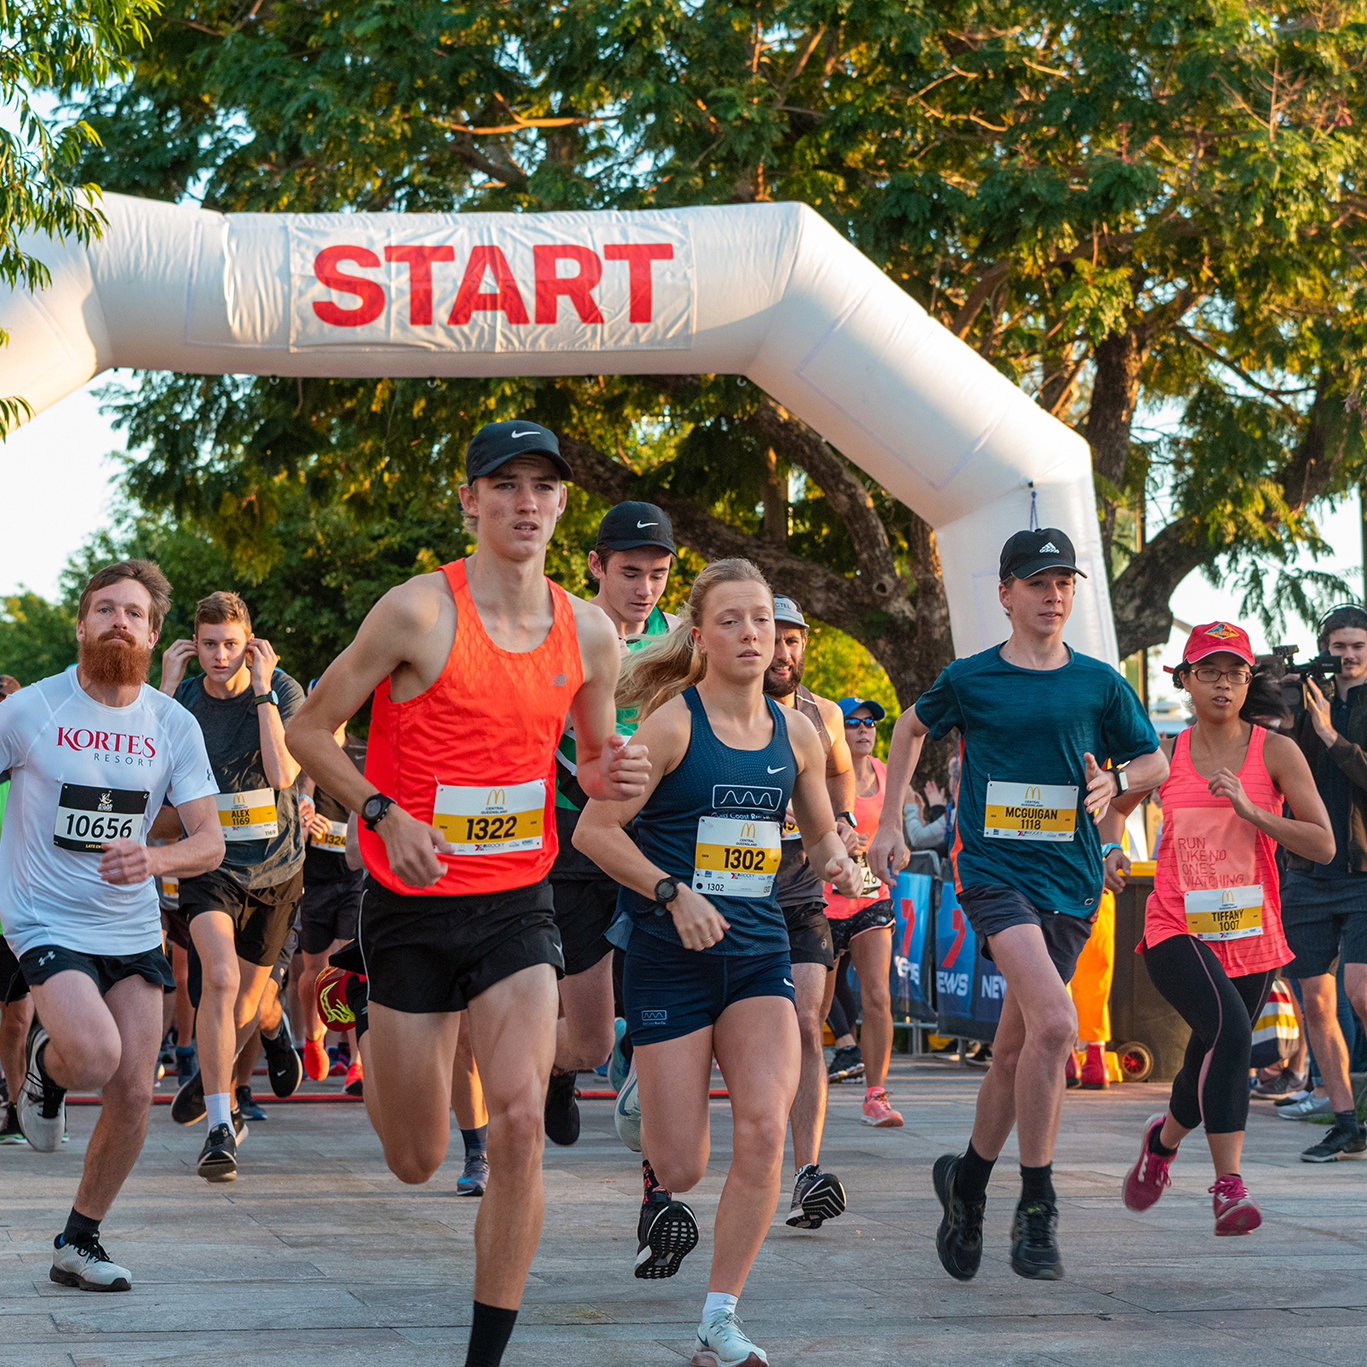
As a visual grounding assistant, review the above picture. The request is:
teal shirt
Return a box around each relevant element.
[914,645,1158,916]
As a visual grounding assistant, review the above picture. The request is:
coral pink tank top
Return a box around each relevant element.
[824,756,889,921]
[360,559,583,897]
[1144,725,1291,976]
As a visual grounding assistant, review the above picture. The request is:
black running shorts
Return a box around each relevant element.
[782,900,835,969]
[829,899,894,958]
[957,883,1095,984]
[297,875,364,956]
[19,943,174,996]
[359,878,564,1014]
[550,876,616,976]
[0,935,27,1003]
[180,866,303,969]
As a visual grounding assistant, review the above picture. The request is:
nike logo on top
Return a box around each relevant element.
[637,521,658,528]
[510,429,540,438]
[767,765,786,774]
[1038,541,1060,553]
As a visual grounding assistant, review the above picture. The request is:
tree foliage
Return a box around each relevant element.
[57,0,1367,691]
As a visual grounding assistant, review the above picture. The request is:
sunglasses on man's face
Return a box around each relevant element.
[844,717,878,729]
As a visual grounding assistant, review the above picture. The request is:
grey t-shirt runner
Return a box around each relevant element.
[174,668,306,891]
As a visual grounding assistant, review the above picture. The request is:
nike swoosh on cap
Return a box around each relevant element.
[510,429,541,438]
[767,765,786,773]
[636,521,659,528]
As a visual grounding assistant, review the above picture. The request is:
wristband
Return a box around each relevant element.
[1101,843,1123,857]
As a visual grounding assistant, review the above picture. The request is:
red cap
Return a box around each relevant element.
[1181,621,1255,667]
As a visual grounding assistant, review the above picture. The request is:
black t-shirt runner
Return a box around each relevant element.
[175,667,306,890]
[303,741,366,885]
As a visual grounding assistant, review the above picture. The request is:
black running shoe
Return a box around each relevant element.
[827,1045,865,1083]
[544,1069,581,1146]
[171,1067,206,1125]
[261,1016,304,1099]
[235,1085,267,1122]
[933,1153,985,1281]
[1011,1197,1063,1280]
[785,1163,847,1229]
[197,1123,238,1183]
[1301,1126,1367,1163]
[634,1196,698,1279]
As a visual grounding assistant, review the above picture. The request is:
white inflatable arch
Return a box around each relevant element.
[0,193,1116,663]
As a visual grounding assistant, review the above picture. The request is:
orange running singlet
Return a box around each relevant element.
[360,559,584,897]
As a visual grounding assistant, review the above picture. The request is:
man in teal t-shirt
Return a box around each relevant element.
[871,527,1167,1287]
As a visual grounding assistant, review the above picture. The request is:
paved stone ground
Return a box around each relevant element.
[1,1054,1364,1366]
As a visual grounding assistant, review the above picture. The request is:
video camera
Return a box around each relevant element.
[1271,643,1343,687]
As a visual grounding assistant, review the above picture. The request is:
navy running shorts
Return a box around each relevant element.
[957,883,1095,984]
[622,929,795,1046]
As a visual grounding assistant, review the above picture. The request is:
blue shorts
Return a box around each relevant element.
[622,930,795,1046]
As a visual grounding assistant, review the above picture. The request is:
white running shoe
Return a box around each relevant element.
[1278,1093,1333,1121]
[16,1024,66,1153]
[50,1238,132,1292]
[615,1066,642,1153]
[691,1307,767,1366]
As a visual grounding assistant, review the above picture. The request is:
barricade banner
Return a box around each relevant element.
[892,870,935,1022]
[934,882,977,1037]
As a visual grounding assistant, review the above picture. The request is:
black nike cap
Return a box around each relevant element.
[998,527,1087,582]
[464,420,573,483]
[596,502,675,554]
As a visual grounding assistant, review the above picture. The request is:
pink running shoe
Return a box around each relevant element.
[1210,1175,1261,1236]
[1122,1113,1175,1212]
[861,1087,904,1128]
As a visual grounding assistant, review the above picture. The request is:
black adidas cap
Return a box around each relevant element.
[464,420,573,483]
[596,502,675,554]
[999,527,1087,582]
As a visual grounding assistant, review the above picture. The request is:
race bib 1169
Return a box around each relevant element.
[216,788,278,841]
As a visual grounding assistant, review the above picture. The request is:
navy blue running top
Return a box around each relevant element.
[621,686,795,957]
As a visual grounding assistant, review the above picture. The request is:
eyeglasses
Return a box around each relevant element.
[1190,666,1252,685]
[844,717,878,729]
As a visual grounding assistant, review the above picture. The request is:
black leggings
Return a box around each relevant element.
[1142,935,1273,1135]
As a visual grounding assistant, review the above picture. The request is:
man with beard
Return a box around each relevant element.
[0,561,222,1290]
[764,595,859,1230]
[158,591,307,1182]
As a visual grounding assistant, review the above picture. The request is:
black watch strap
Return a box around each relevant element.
[362,793,397,831]
[653,876,680,910]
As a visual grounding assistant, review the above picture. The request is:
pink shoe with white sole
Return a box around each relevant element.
[1123,1113,1174,1212]
[1210,1174,1261,1235]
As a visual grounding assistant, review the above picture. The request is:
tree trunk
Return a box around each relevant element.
[759,446,787,545]
[1084,327,1146,578]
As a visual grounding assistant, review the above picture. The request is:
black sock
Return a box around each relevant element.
[345,972,369,1040]
[642,1158,670,1202]
[956,1141,995,1204]
[1148,1127,1178,1158]
[1333,1109,1363,1137]
[461,1125,488,1160]
[59,1207,100,1248]
[464,1301,518,1367]
[1020,1162,1055,1205]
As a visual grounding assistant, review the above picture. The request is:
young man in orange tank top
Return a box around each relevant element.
[287,421,650,1367]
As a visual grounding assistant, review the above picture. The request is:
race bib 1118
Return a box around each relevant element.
[983,781,1078,842]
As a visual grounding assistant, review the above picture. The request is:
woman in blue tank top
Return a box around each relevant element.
[576,558,860,1367]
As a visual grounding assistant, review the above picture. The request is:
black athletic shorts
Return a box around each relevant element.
[958,883,1095,984]
[782,900,835,969]
[0,935,28,1003]
[271,923,299,990]
[359,878,564,1014]
[829,899,895,958]
[19,943,174,996]
[550,877,616,976]
[160,905,192,952]
[622,929,795,1046]
[180,866,303,968]
[298,876,364,956]
[1281,872,1367,978]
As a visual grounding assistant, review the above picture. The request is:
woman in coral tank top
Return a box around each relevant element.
[1104,622,1333,1236]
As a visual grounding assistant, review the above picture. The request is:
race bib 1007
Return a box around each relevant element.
[693,815,781,898]
[1184,885,1264,942]
[433,779,545,855]
[53,783,149,852]
[983,780,1078,842]
[216,788,279,841]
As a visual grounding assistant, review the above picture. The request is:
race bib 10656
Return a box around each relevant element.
[433,779,545,855]
[983,780,1078,842]
[53,783,149,852]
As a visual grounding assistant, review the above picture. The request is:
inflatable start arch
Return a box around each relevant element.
[0,193,1117,663]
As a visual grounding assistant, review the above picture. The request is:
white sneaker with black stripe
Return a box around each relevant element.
[16,1023,66,1152]
[51,1237,132,1292]
[691,1307,767,1366]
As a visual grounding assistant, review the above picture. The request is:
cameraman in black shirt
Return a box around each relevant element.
[1282,606,1367,1161]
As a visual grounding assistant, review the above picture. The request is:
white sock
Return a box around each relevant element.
[703,1291,738,1321]
[206,1092,233,1130]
